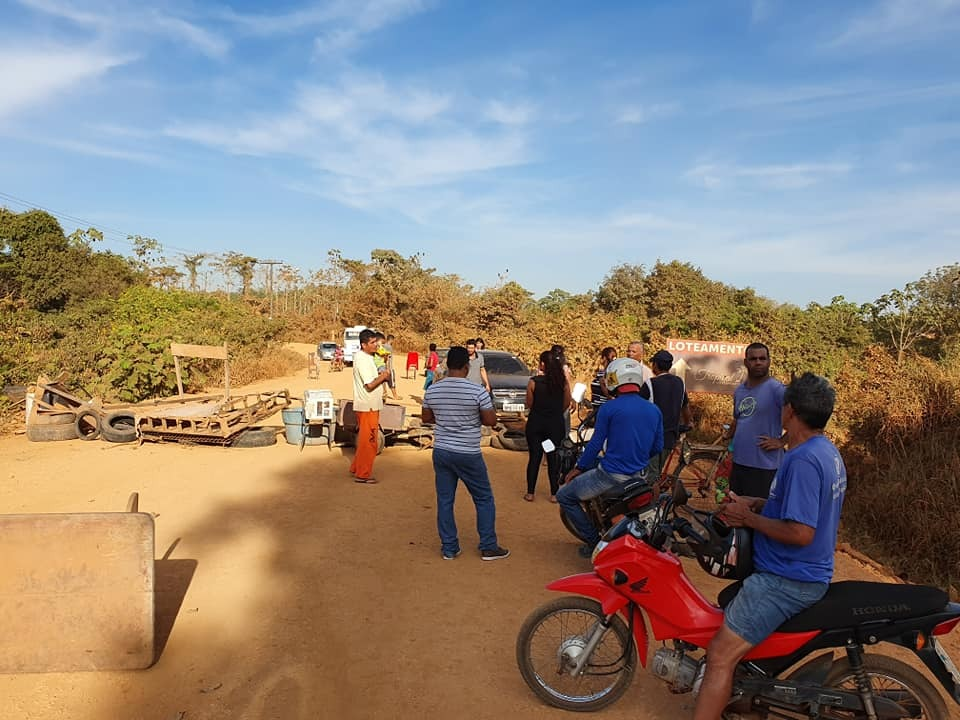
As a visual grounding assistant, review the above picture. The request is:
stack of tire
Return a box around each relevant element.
[487,423,528,452]
[27,408,138,444]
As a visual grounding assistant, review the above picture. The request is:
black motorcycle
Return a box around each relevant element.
[556,410,658,543]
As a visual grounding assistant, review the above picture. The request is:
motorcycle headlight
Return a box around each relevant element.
[591,540,608,562]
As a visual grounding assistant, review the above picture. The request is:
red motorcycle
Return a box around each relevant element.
[516,485,960,717]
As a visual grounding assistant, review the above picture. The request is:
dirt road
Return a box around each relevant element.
[2,345,958,720]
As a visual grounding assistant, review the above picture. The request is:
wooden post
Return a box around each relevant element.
[173,355,184,396]
[170,343,231,399]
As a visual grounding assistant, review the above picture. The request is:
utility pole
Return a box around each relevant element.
[257,259,282,319]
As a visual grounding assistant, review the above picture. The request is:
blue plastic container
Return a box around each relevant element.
[282,407,334,446]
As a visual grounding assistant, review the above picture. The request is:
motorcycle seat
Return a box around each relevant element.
[718,580,948,633]
[598,478,651,501]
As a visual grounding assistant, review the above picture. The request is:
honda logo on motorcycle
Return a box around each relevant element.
[852,603,911,616]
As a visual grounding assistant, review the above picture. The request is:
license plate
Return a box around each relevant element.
[933,638,960,686]
[502,403,524,413]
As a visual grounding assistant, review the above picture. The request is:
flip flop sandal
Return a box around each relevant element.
[354,477,378,484]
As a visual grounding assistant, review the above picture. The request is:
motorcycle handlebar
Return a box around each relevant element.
[672,517,706,544]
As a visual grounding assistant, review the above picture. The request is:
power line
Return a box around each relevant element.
[0,189,238,260]
[0,190,136,247]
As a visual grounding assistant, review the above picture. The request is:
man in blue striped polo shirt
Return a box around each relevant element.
[421,346,510,561]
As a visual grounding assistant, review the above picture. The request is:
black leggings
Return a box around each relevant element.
[525,415,565,495]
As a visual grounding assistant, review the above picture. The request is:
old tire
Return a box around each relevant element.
[75,409,101,441]
[30,411,76,426]
[26,420,80,442]
[231,427,278,448]
[490,433,504,450]
[497,428,528,452]
[406,428,434,449]
[101,410,137,443]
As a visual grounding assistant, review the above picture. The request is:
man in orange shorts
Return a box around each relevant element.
[350,328,391,483]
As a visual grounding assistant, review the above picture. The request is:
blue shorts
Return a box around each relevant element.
[724,572,828,646]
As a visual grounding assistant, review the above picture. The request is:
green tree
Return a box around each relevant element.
[537,289,590,314]
[0,208,73,310]
[644,260,731,337]
[593,263,648,328]
[181,253,207,292]
[866,266,960,364]
[223,252,258,297]
[475,281,533,334]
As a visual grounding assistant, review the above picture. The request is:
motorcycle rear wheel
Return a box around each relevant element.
[516,596,636,712]
[822,654,947,719]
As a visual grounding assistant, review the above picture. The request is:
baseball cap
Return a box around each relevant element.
[651,350,674,367]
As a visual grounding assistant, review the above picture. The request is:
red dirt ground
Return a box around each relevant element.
[1,344,957,719]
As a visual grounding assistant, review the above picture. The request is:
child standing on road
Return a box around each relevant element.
[424,343,440,390]
[374,332,401,401]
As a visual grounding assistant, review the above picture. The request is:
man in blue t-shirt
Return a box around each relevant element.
[557,357,663,558]
[693,372,847,720]
[723,342,786,498]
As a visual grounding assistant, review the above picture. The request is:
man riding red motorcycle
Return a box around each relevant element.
[517,372,960,718]
[695,372,846,719]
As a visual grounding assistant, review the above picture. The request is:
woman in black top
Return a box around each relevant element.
[523,350,571,502]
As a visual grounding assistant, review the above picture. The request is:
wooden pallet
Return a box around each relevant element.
[136,390,291,442]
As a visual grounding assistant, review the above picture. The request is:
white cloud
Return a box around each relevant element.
[216,0,427,56]
[829,0,960,49]
[0,46,132,121]
[23,136,163,164]
[614,103,675,125]
[484,101,534,126]
[165,75,529,200]
[297,79,451,124]
[16,0,230,58]
[609,212,694,233]
[685,161,853,190]
[598,185,960,302]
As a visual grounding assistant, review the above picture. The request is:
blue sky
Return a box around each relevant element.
[1,0,958,307]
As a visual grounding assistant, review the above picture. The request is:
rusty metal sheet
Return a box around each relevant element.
[0,512,155,673]
[338,400,405,431]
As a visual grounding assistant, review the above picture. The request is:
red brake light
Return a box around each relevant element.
[932,617,960,636]
[627,492,653,510]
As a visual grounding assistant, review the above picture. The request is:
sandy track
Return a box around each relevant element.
[1,344,957,719]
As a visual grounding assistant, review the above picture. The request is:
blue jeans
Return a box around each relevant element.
[724,571,828,645]
[433,447,499,554]
[557,463,646,547]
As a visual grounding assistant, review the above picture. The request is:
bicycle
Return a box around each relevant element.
[657,425,732,510]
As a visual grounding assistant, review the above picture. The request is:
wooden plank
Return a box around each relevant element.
[0,512,155,672]
[169,343,229,360]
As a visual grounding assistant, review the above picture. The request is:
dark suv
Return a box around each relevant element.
[434,349,532,413]
[481,350,532,414]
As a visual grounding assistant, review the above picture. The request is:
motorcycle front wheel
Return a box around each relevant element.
[823,654,947,719]
[516,596,636,712]
[559,507,591,543]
